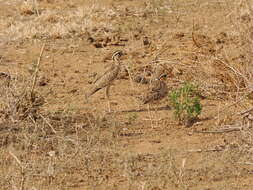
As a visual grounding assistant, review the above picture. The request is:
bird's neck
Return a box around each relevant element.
[114,60,121,66]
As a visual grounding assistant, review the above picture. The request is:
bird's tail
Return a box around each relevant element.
[85,87,100,102]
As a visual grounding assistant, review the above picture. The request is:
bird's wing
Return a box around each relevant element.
[150,80,162,91]
[142,91,159,104]
[142,81,168,104]
[87,64,119,96]
[93,64,115,84]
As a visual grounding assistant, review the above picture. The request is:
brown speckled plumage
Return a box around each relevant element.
[85,51,123,113]
[142,78,168,104]
[85,64,120,98]
[85,50,123,99]
[141,66,168,104]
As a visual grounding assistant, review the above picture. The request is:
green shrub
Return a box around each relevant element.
[169,82,202,126]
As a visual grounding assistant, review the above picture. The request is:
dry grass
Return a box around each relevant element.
[1,0,253,189]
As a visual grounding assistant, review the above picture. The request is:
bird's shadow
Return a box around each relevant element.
[114,105,171,113]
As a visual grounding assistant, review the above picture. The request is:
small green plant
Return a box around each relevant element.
[169,82,202,126]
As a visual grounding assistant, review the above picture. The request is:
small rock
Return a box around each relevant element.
[38,76,49,86]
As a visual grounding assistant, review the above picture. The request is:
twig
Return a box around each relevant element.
[9,151,22,167]
[194,127,242,134]
[187,146,225,153]
[30,43,46,100]
[212,93,249,119]
[33,0,40,16]
[238,107,253,116]
[40,114,57,134]
[9,151,26,190]
[152,44,171,61]
[216,52,249,85]
[178,158,186,185]
[238,162,253,165]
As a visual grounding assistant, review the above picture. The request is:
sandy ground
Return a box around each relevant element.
[1,0,253,189]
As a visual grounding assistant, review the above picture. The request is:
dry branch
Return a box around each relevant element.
[186,146,225,153]
[30,43,46,101]
[194,126,242,134]
[238,162,253,165]
[238,107,253,116]
[9,151,26,190]
[212,94,249,120]
[40,114,57,134]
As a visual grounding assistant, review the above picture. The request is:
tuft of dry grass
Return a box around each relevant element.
[1,0,253,189]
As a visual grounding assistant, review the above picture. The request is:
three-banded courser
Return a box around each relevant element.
[85,50,123,112]
[138,66,169,128]
[141,65,168,105]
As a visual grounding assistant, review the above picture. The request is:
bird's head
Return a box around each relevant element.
[112,50,124,62]
[153,64,173,80]
[158,73,167,81]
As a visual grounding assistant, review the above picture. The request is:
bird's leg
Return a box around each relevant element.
[105,85,111,113]
[137,103,141,111]
[147,104,154,128]
[154,105,159,127]
[84,93,88,103]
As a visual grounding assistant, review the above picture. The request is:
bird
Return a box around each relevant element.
[0,72,11,87]
[85,50,124,112]
[141,65,169,105]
